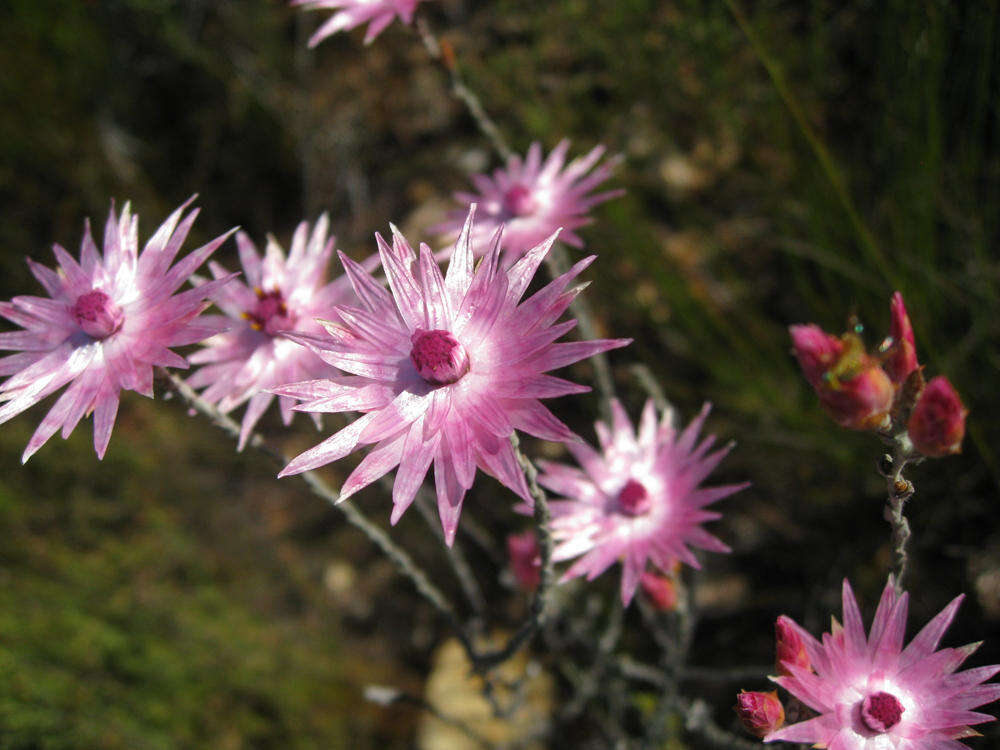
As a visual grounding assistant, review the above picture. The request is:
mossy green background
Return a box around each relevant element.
[1,0,998,746]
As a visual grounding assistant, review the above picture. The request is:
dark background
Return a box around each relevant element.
[1,1,998,747]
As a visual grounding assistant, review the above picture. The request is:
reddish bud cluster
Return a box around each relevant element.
[790,292,966,457]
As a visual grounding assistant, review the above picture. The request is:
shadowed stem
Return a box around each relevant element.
[414,17,514,161]
[414,491,488,618]
[467,434,554,671]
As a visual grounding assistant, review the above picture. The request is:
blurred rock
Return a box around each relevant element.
[417,635,554,750]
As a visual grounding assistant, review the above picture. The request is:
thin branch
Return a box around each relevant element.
[414,491,488,619]
[560,600,624,719]
[641,567,700,748]
[466,434,554,671]
[630,363,673,416]
[414,17,514,161]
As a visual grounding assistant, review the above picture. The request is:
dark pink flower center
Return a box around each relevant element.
[72,290,124,339]
[861,691,904,733]
[245,288,293,335]
[502,184,537,217]
[410,329,470,385]
[617,479,652,516]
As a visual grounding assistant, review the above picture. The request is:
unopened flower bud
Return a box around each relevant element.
[791,324,894,429]
[885,292,918,384]
[735,690,785,738]
[790,324,844,388]
[816,363,894,430]
[775,615,810,676]
[506,531,540,591]
[908,376,967,457]
[640,570,678,611]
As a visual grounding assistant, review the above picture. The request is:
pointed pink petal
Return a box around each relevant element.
[339,434,406,502]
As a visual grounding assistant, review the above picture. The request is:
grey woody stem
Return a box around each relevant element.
[465,434,554,671]
[414,17,514,162]
[879,433,916,593]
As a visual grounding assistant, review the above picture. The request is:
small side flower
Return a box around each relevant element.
[433,140,624,260]
[0,199,235,461]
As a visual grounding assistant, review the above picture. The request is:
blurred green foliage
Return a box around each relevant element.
[1,0,998,746]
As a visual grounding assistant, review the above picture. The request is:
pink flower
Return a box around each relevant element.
[187,216,374,449]
[292,0,428,47]
[766,578,1000,748]
[538,399,747,605]
[736,690,785,738]
[790,324,895,430]
[908,376,967,458]
[0,199,234,461]
[272,208,630,545]
[886,292,919,384]
[507,530,541,591]
[434,140,624,259]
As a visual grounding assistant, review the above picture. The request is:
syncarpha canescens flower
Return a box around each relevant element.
[908,376,967,458]
[537,399,747,605]
[766,578,1000,748]
[292,0,428,47]
[0,199,234,461]
[187,216,372,449]
[434,140,624,259]
[790,324,895,430]
[273,207,630,545]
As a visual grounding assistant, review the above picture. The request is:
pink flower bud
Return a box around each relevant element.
[640,571,678,611]
[735,690,784,738]
[816,363,895,430]
[885,292,918,384]
[506,531,540,591]
[790,324,844,387]
[775,615,810,676]
[791,324,894,430]
[908,376,967,457]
